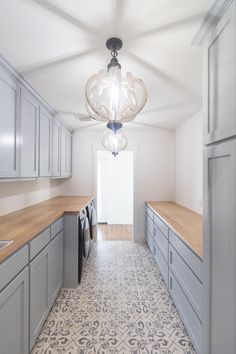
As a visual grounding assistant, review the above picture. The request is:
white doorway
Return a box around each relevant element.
[97,150,134,240]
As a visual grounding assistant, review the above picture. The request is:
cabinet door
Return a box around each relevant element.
[0,266,29,354]
[30,246,50,350]
[203,139,236,354]
[203,1,236,144]
[0,65,20,177]
[52,117,61,177]
[39,106,52,177]
[20,88,39,177]
[48,230,63,307]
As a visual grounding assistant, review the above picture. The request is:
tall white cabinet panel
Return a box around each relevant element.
[203,139,236,354]
[61,126,72,177]
[67,130,72,175]
[39,106,52,177]
[52,117,61,177]
[20,89,39,177]
[203,0,236,144]
[0,65,20,177]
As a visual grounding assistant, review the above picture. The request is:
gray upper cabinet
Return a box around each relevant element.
[203,139,236,354]
[202,0,236,144]
[0,56,72,180]
[20,88,39,177]
[0,65,20,178]
[0,266,29,354]
[61,125,72,177]
[52,117,61,177]
[39,106,52,177]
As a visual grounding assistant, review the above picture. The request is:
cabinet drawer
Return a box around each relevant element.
[169,271,202,353]
[29,227,50,261]
[51,217,63,240]
[154,213,168,239]
[153,225,168,262]
[146,205,153,220]
[0,245,28,292]
[169,229,202,281]
[169,244,202,319]
[146,213,153,235]
[153,240,168,286]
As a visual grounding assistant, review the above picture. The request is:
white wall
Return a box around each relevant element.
[97,150,133,224]
[175,111,203,214]
[59,128,175,242]
[0,179,62,216]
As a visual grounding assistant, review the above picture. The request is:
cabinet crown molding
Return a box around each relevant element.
[192,0,233,45]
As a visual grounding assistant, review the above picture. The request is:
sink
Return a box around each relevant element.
[0,240,13,250]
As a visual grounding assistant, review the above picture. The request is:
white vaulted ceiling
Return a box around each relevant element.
[0,0,208,130]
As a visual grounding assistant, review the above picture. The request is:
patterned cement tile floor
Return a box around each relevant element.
[32,241,196,354]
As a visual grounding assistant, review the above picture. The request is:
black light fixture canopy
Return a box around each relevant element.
[107,121,123,133]
[106,37,123,71]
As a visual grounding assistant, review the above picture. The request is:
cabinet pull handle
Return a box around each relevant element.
[170,276,172,290]
[170,250,173,264]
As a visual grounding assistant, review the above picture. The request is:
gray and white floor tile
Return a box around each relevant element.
[31,241,196,354]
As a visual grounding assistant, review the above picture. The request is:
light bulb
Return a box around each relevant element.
[102,130,127,156]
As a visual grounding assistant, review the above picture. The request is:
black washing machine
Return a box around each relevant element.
[78,209,90,283]
[86,201,97,256]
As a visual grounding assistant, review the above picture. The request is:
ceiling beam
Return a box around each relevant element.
[31,0,102,38]
[112,0,126,35]
[17,47,99,75]
[125,51,198,97]
[128,11,206,40]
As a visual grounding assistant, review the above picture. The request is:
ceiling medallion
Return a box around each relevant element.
[85,37,147,156]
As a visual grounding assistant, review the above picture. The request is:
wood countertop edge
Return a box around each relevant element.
[0,196,94,264]
[145,201,203,259]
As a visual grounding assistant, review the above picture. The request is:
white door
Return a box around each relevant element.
[97,157,108,223]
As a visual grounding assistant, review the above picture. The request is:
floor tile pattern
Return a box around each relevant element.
[32,241,196,354]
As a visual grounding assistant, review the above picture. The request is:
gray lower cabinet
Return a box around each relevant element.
[48,230,63,307]
[169,270,202,354]
[145,204,202,353]
[29,245,50,350]
[0,266,29,354]
[20,88,39,177]
[0,64,20,178]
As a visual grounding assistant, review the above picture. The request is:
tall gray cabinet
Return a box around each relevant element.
[194,0,236,353]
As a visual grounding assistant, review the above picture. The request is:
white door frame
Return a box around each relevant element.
[92,145,138,242]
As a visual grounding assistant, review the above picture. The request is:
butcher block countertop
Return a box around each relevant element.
[0,196,94,264]
[146,201,203,259]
